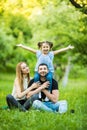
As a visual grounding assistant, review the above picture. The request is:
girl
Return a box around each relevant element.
[16,41,74,101]
[6,62,40,111]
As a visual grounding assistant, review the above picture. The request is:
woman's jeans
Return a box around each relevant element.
[6,94,39,110]
[32,100,59,112]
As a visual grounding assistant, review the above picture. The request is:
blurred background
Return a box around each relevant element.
[0,1,87,129]
[0,0,87,81]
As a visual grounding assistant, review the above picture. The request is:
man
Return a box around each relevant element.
[28,63,60,112]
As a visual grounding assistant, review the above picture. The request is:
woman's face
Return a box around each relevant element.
[21,63,29,74]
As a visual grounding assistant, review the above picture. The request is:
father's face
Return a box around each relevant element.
[38,65,48,77]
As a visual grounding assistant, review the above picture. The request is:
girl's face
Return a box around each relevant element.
[21,63,29,75]
[41,43,50,54]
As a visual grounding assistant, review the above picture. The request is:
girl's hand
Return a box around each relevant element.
[68,45,74,49]
[16,44,22,47]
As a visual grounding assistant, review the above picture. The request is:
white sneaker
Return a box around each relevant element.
[58,100,68,114]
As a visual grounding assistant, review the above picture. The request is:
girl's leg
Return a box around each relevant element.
[45,72,53,101]
[46,72,53,92]
[34,72,40,82]
[32,100,53,112]
[34,72,41,98]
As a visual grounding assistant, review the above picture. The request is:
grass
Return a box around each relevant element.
[0,73,87,130]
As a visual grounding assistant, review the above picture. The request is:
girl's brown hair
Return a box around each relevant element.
[38,41,53,49]
[16,62,30,91]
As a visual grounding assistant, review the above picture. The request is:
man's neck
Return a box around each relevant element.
[40,76,46,82]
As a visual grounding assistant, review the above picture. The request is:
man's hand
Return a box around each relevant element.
[41,81,50,89]
[31,82,41,89]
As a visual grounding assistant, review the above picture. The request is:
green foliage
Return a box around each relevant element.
[69,65,87,79]
[0,0,87,73]
[0,12,32,71]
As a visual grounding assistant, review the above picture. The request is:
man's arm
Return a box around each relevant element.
[53,45,74,55]
[42,78,59,103]
[16,44,37,54]
[42,89,59,103]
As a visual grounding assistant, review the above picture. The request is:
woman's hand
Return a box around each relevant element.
[26,92,32,98]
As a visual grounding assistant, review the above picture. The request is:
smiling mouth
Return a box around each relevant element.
[41,72,46,75]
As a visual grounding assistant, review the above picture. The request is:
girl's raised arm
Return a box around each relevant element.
[53,45,74,55]
[16,44,37,54]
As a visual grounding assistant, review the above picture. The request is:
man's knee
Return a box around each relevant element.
[32,100,41,108]
[33,100,39,105]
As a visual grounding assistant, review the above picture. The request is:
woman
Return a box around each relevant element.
[6,62,40,112]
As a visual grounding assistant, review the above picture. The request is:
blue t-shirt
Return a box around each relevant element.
[35,50,54,73]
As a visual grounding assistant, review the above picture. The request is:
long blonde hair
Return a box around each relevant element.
[16,62,30,91]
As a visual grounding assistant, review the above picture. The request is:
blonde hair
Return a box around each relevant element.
[16,62,30,91]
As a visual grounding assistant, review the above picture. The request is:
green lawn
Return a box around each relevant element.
[0,73,87,130]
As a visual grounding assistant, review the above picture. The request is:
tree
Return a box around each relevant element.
[69,0,87,14]
[0,0,87,73]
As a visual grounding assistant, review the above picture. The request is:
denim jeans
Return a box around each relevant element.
[6,94,39,110]
[32,100,59,112]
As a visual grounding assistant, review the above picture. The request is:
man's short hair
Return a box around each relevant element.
[38,63,49,69]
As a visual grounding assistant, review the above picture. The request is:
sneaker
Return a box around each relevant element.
[58,100,68,114]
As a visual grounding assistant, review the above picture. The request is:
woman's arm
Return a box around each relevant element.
[26,81,49,98]
[42,89,59,103]
[15,79,40,98]
[16,44,37,54]
[53,45,74,55]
